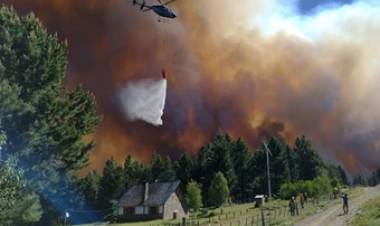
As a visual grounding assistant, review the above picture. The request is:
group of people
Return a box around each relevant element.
[288,193,306,216]
[288,191,349,216]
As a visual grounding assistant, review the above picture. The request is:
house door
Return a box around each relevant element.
[173,210,178,219]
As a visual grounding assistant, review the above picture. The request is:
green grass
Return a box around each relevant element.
[351,195,380,226]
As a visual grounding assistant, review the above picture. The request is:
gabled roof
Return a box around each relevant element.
[118,181,180,207]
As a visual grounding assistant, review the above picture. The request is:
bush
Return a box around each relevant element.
[279,182,297,199]
[185,180,203,211]
[279,175,333,200]
[208,172,230,207]
[312,175,332,197]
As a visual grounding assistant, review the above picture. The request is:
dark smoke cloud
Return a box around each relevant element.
[2,0,380,175]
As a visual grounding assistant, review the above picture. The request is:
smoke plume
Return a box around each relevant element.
[118,78,167,126]
[2,0,380,175]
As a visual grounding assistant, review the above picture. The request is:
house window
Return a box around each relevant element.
[159,206,163,214]
[135,206,144,215]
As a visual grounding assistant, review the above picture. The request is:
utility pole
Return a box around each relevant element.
[263,141,272,199]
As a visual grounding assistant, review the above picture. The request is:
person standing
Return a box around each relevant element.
[342,193,349,214]
[289,196,296,216]
[300,193,305,209]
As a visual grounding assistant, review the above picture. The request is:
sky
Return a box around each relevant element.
[298,0,355,14]
[1,0,380,175]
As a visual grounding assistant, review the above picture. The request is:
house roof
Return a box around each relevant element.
[118,181,180,207]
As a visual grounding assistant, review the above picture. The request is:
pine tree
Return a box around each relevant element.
[194,133,236,200]
[174,153,194,188]
[208,172,229,207]
[0,159,42,225]
[283,145,300,182]
[185,180,202,212]
[0,6,100,223]
[150,153,176,182]
[79,170,101,208]
[230,138,253,202]
[97,158,124,210]
[123,155,150,187]
[294,136,324,180]
[251,137,289,195]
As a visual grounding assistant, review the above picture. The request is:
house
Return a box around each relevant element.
[117,181,187,221]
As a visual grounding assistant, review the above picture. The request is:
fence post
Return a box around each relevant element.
[261,207,265,226]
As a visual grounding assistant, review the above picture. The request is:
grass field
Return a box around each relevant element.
[351,195,380,226]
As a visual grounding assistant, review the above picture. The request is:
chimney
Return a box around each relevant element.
[144,182,149,202]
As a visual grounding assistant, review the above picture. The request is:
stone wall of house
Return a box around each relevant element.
[163,192,187,220]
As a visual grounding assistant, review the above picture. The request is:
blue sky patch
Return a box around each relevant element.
[298,0,355,14]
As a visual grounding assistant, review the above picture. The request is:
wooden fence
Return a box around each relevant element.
[149,201,315,226]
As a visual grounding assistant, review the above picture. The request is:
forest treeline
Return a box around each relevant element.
[81,134,348,214]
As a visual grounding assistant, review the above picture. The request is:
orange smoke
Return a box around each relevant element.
[3,0,380,175]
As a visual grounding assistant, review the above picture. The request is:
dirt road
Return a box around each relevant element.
[295,186,380,226]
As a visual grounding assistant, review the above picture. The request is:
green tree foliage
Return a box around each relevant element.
[0,161,42,225]
[283,145,300,182]
[150,153,176,182]
[123,155,150,188]
[279,175,333,200]
[79,170,101,208]
[312,175,333,197]
[0,6,100,223]
[208,172,230,207]
[185,180,202,212]
[230,138,254,201]
[81,133,346,210]
[251,137,290,195]
[174,153,194,189]
[194,133,236,200]
[97,158,124,210]
[279,182,297,200]
[294,136,324,180]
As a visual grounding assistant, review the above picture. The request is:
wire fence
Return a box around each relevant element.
[148,200,319,226]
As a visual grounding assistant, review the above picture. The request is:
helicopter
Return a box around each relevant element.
[132,0,177,19]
